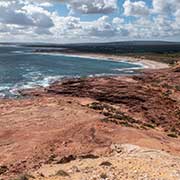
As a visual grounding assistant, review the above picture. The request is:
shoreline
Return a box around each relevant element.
[0,52,169,99]
[37,51,170,69]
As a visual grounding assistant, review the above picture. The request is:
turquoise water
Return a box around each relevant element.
[0,45,142,97]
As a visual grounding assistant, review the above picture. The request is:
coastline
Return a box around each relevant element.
[0,51,169,99]
[37,51,170,69]
[0,54,179,179]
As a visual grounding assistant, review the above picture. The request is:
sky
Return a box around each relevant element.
[0,0,180,43]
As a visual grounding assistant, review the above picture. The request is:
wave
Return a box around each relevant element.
[0,86,10,91]
[0,44,19,48]
[11,50,34,55]
[113,65,144,72]
[0,69,138,98]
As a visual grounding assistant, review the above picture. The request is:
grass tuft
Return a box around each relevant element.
[56,170,70,177]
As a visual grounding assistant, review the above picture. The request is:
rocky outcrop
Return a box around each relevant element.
[20,65,180,136]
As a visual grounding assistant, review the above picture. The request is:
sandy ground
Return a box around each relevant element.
[32,144,180,180]
[41,52,169,69]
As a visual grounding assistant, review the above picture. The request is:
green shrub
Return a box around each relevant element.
[15,174,35,180]
[0,165,8,175]
[175,85,180,91]
[89,102,104,110]
[100,173,108,179]
[144,123,155,129]
[56,170,69,177]
[167,133,178,138]
[100,161,112,166]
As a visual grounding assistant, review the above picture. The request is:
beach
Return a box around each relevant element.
[39,51,170,70]
[1,45,154,98]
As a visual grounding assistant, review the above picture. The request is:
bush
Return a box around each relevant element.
[167,133,178,138]
[89,102,104,110]
[0,165,8,175]
[175,85,180,91]
[144,123,155,129]
[56,170,69,177]
[15,174,35,180]
[100,161,112,166]
[100,173,108,179]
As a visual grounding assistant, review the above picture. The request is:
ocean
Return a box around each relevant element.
[0,45,142,98]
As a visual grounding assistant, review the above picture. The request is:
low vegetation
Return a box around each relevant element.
[55,170,70,177]
[100,161,112,167]
[15,174,35,180]
[0,166,8,175]
[88,102,158,130]
[31,42,180,65]
[167,133,178,138]
[100,173,108,179]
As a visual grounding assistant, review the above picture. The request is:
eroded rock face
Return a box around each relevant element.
[21,65,180,135]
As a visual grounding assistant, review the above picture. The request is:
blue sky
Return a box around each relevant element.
[0,0,180,42]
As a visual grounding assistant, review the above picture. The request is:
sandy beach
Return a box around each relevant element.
[40,51,170,69]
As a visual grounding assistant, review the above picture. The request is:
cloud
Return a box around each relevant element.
[22,4,54,28]
[113,17,124,24]
[0,1,54,28]
[0,1,34,26]
[123,0,150,17]
[84,16,117,37]
[51,15,119,40]
[152,0,180,14]
[57,0,118,14]
[0,0,180,42]
[39,2,53,7]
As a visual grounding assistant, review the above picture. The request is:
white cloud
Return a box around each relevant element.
[0,1,11,7]
[0,1,54,27]
[84,16,117,37]
[113,17,124,25]
[123,0,150,17]
[22,4,54,28]
[152,0,180,14]
[0,0,180,42]
[0,0,54,38]
[60,0,118,14]
[51,15,119,41]
[39,2,53,7]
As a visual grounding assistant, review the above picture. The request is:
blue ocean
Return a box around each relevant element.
[0,45,142,98]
